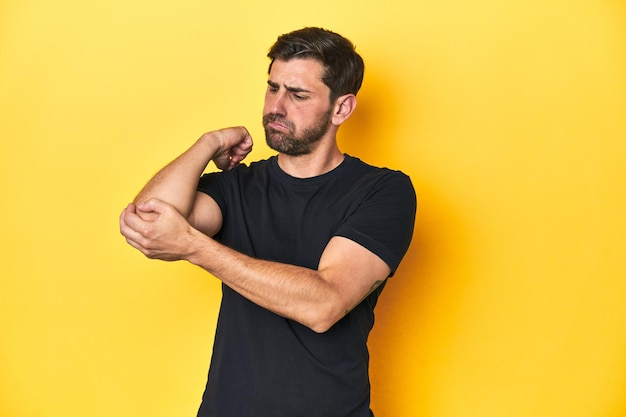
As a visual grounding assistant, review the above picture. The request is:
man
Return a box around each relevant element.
[120,27,416,417]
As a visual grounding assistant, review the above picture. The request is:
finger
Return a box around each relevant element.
[233,144,252,157]
[119,207,127,230]
[229,143,253,167]
[243,134,253,149]
[229,155,244,166]
[124,236,158,259]
[120,205,158,258]
[119,206,136,236]
[124,236,144,252]
[120,207,151,242]
[136,201,157,214]
[237,135,253,151]
[138,197,168,216]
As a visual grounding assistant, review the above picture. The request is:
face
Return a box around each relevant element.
[263,58,334,156]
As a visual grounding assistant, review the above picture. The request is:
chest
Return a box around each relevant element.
[219,177,362,268]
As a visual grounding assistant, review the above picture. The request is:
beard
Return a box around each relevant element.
[263,108,332,156]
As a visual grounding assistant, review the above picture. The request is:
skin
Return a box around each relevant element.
[119,58,390,333]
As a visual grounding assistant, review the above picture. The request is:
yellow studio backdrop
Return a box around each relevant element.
[1,0,625,416]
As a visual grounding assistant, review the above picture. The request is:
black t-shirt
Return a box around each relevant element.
[196,155,416,417]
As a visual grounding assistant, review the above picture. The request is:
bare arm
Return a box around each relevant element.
[189,232,391,333]
[119,198,390,333]
[130,127,252,235]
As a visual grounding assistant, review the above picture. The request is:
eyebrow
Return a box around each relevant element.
[267,80,312,94]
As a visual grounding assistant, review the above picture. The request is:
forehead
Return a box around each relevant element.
[268,58,327,91]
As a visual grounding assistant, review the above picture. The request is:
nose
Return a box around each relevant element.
[265,90,287,116]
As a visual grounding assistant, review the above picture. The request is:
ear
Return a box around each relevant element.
[331,94,357,126]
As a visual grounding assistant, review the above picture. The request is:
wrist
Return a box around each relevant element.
[197,131,222,158]
[185,228,214,268]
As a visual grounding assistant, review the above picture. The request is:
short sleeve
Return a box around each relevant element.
[335,172,417,276]
[198,171,227,214]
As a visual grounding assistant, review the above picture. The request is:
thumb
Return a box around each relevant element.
[137,198,167,214]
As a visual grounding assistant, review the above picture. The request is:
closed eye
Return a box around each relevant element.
[267,80,279,93]
[267,80,311,100]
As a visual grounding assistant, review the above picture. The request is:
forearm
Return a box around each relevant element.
[120,197,391,333]
[134,133,219,217]
[186,230,342,333]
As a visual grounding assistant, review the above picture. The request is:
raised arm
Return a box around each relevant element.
[130,127,252,235]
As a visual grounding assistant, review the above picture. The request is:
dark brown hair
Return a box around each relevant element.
[267,27,365,101]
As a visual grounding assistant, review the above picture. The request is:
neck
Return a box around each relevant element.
[277,143,345,178]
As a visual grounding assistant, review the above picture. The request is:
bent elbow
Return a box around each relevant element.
[304,304,345,334]
[309,320,334,334]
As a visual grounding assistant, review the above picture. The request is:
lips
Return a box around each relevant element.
[269,121,288,131]
[263,114,293,132]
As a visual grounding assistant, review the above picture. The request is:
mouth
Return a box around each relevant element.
[263,114,293,132]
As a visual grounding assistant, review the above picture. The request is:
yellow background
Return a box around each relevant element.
[1,0,625,416]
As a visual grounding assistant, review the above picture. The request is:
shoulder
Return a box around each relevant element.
[333,157,417,275]
[345,154,411,179]
[343,155,416,200]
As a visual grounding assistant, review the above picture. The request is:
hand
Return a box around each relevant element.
[119,199,200,261]
[209,126,253,170]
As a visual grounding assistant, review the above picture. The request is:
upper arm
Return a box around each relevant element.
[188,191,223,237]
[318,236,391,317]
[315,173,416,319]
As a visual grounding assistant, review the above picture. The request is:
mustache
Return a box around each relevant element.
[263,113,295,130]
